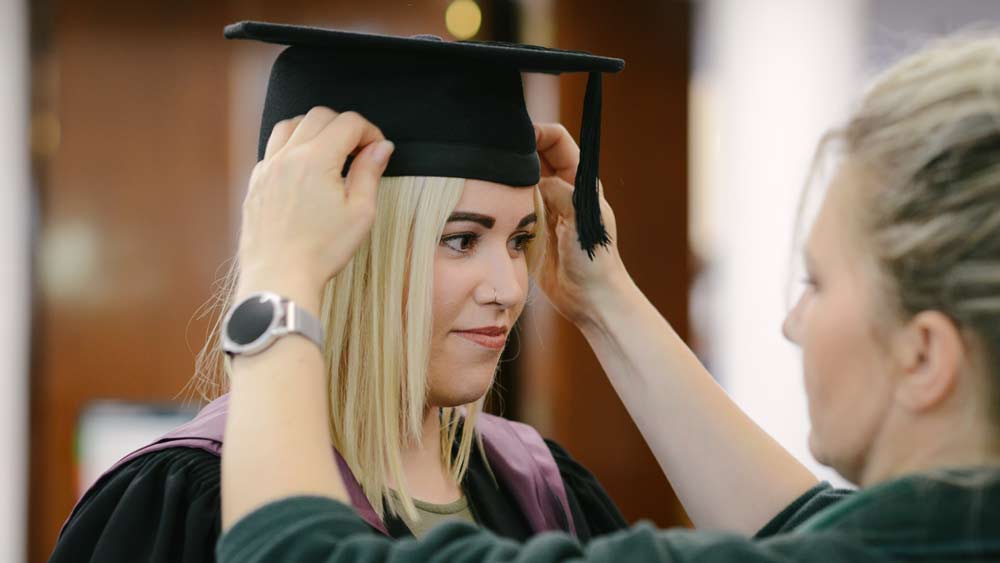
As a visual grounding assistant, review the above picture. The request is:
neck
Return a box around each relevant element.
[858,404,1000,487]
[394,407,462,504]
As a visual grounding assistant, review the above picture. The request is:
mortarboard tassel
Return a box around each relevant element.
[573,71,611,259]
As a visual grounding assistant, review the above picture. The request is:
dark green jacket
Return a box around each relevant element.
[217,467,1000,562]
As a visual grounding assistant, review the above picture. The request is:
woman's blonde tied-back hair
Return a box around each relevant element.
[192,175,547,521]
[808,33,1000,426]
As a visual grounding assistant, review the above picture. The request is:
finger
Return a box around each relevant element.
[538,175,575,223]
[535,123,579,185]
[536,125,555,177]
[283,106,340,149]
[307,111,386,176]
[263,115,305,161]
[539,149,556,177]
[345,140,394,210]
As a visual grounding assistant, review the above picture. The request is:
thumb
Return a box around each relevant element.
[345,140,394,209]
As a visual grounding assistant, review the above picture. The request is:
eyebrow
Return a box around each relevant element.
[447,211,537,230]
[517,213,537,229]
[447,212,493,228]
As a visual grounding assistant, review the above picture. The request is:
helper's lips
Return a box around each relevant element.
[452,326,508,350]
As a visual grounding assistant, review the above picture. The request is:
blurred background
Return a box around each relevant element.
[1,0,998,561]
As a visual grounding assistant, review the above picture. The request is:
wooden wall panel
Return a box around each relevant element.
[545,0,692,527]
[30,3,233,561]
[29,2,233,561]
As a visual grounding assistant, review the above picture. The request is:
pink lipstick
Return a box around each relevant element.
[453,326,508,350]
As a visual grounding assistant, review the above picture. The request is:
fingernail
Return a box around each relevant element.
[373,141,394,166]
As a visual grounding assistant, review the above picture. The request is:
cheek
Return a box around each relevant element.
[801,284,892,472]
[431,259,471,337]
[426,259,498,406]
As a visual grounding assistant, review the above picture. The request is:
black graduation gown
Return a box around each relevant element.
[49,438,627,563]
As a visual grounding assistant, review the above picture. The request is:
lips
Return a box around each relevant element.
[453,326,508,350]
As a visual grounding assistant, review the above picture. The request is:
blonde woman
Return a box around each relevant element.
[49,23,630,563]
[221,31,1000,563]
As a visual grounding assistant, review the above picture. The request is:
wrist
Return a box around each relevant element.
[577,273,644,337]
[235,271,324,316]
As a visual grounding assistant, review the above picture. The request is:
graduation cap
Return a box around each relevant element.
[224,20,624,257]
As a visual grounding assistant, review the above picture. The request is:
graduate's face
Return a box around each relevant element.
[782,161,898,483]
[427,180,537,407]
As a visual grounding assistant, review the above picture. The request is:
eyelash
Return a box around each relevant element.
[440,232,536,255]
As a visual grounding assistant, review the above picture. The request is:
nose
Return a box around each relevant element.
[783,295,804,344]
[477,248,526,308]
[781,313,795,343]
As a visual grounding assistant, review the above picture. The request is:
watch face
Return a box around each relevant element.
[227,295,277,345]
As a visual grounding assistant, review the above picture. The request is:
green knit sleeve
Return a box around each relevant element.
[217,495,884,563]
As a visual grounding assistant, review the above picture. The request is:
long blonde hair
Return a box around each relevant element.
[191,175,547,520]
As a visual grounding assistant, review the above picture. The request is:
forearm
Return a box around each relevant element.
[218,107,390,533]
[578,277,818,534]
[221,279,348,531]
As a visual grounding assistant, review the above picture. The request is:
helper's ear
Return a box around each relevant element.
[892,310,965,412]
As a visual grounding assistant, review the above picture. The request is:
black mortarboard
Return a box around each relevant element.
[224,21,624,257]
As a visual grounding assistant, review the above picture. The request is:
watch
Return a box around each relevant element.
[221,291,324,357]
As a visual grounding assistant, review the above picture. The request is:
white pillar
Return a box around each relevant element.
[691,0,866,485]
[0,0,31,560]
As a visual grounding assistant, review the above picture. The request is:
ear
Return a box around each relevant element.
[893,310,965,412]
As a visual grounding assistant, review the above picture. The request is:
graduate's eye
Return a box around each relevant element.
[441,233,479,254]
[509,232,536,254]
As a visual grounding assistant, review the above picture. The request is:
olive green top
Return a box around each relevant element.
[394,494,477,539]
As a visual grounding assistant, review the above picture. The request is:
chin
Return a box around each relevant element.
[433,393,484,409]
[808,427,832,467]
[809,430,860,484]
[808,429,833,465]
[428,367,496,408]
[432,382,493,408]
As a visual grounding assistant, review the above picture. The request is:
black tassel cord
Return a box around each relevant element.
[572,71,611,259]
